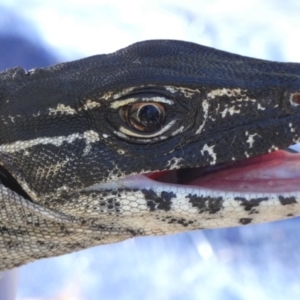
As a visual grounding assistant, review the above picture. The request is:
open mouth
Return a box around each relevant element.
[84,148,300,195]
[1,149,299,198]
[146,149,300,194]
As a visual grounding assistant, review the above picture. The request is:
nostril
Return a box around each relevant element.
[0,166,31,200]
[290,92,300,106]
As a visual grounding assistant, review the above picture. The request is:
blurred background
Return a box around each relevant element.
[1,0,300,299]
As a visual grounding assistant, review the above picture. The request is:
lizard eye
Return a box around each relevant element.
[120,102,166,132]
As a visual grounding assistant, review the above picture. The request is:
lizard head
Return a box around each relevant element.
[1,40,300,233]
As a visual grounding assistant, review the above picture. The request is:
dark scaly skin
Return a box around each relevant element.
[0,40,300,270]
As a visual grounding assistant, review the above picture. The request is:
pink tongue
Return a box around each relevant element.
[190,150,300,193]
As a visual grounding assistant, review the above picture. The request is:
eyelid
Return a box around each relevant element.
[110,96,174,109]
[119,120,177,138]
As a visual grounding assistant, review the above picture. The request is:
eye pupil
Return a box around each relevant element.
[119,101,166,133]
[138,105,160,125]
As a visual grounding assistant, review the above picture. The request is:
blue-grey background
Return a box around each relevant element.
[1,0,300,299]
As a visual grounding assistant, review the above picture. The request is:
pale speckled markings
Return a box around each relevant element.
[0,115,8,125]
[6,114,21,124]
[201,144,217,165]
[196,99,209,134]
[110,96,174,109]
[101,85,200,104]
[245,132,259,148]
[267,145,279,153]
[164,86,201,98]
[0,130,100,154]
[82,131,101,154]
[289,123,296,133]
[82,99,101,110]
[8,116,15,123]
[33,111,41,117]
[48,104,77,115]
[257,103,266,110]
[220,105,241,118]
[166,157,183,170]
[36,158,71,178]
[171,126,185,136]
[207,88,256,102]
[101,87,137,101]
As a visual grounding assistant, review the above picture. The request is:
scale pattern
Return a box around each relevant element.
[1,40,300,270]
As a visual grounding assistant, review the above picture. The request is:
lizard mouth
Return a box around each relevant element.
[85,149,300,195]
[146,150,300,193]
[0,150,299,198]
[0,165,31,199]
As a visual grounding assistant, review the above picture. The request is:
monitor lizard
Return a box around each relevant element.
[1,39,300,271]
